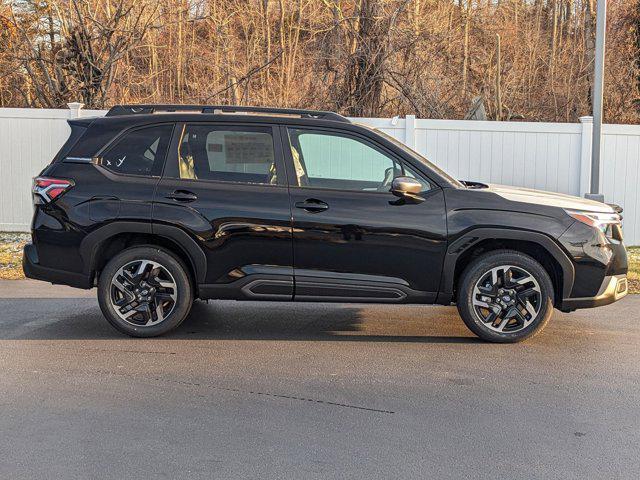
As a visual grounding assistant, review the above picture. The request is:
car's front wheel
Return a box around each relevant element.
[457,250,555,343]
[97,246,193,337]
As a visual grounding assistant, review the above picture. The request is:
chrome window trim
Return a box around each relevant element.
[63,156,94,164]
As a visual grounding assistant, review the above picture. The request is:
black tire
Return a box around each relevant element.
[97,246,193,337]
[456,250,554,343]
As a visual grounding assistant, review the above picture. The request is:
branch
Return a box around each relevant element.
[203,49,284,101]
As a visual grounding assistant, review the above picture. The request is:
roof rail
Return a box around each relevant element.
[105,104,350,123]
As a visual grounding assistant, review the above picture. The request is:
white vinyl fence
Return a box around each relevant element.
[1,106,639,244]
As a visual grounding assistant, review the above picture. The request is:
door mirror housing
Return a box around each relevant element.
[390,176,424,202]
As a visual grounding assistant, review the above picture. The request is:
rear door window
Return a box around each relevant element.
[100,124,173,176]
[173,124,278,185]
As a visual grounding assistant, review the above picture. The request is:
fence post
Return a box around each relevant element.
[579,116,593,197]
[405,114,416,149]
[67,102,84,119]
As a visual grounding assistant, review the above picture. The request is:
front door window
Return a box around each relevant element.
[286,128,430,192]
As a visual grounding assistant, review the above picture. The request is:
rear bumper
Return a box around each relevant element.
[560,274,629,311]
[22,243,92,289]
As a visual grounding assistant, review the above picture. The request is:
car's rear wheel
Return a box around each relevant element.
[97,246,193,337]
[457,250,554,343]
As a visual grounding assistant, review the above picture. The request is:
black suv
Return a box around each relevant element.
[23,105,629,342]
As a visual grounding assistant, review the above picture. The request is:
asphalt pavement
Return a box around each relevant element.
[0,280,639,479]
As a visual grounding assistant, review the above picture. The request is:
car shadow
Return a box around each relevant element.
[0,297,481,343]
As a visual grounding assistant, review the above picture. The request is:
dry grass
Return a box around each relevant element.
[0,234,28,280]
[0,234,639,292]
[628,247,640,294]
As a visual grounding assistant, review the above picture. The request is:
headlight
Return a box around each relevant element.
[565,209,623,241]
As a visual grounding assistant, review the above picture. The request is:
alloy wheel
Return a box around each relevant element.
[471,265,542,334]
[109,259,177,327]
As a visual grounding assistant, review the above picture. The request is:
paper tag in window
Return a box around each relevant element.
[224,134,274,164]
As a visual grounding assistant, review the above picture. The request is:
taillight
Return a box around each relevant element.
[32,176,74,204]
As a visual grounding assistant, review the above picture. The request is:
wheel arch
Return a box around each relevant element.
[79,221,207,286]
[439,228,575,306]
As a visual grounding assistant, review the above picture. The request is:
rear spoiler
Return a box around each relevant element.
[68,117,97,128]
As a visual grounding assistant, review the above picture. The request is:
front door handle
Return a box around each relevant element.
[165,190,198,202]
[295,199,329,213]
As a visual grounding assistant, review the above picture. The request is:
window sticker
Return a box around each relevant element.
[223,133,274,164]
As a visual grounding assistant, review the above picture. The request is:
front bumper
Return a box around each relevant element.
[560,274,629,311]
[22,243,92,289]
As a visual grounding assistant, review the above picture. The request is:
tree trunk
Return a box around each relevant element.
[341,0,389,117]
[462,0,472,95]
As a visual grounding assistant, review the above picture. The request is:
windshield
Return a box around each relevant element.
[360,125,465,188]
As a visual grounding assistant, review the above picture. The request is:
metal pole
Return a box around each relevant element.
[589,0,607,201]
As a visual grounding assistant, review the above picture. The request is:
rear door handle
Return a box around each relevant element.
[165,190,198,202]
[295,199,329,213]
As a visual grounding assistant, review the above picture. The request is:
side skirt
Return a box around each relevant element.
[197,270,436,304]
[198,275,294,301]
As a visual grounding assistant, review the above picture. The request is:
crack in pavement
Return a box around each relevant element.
[0,344,178,355]
[12,368,396,415]
[165,378,395,414]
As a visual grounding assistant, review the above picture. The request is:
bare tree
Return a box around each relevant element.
[8,0,159,108]
[338,0,409,116]
[1,0,639,123]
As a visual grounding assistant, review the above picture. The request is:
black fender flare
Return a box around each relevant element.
[79,221,207,283]
[439,228,575,302]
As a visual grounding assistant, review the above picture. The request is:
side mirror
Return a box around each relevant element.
[390,176,424,202]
